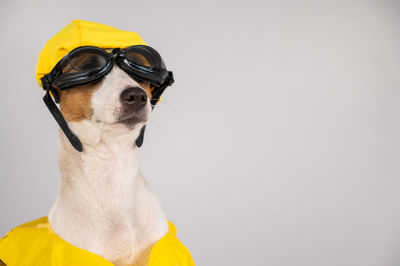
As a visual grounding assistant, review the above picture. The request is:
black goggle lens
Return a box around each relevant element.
[124,51,151,67]
[124,46,166,69]
[67,50,109,72]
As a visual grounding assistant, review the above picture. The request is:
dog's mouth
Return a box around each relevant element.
[93,108,149,130]
[117,113,147,128]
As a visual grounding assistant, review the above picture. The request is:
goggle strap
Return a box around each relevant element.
[150,86,165,105]
[43,90,83,152]
[135,126,146,148]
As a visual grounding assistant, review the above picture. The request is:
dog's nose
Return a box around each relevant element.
[120,87,147,110]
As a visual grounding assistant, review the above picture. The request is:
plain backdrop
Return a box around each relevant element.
[1,0,400,265]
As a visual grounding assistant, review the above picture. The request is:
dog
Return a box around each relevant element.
[0,20,194,266]
[46,64,170,265]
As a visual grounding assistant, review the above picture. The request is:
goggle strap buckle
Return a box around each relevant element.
[150,72,174,106]
[167,71,174,86]
[41,74,53,90]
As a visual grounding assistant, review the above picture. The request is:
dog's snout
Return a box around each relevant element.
[120,87,147,110]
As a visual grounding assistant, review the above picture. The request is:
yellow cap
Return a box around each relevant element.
[35,19,147,88]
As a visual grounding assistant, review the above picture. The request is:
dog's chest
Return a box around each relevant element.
[97,221,155,265]
[51,186,168,264]
[51,137,168,264]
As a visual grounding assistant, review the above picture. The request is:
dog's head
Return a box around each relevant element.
[36,20,174,150]
[56,65,154,149]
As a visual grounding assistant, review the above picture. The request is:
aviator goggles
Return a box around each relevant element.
[41,45,174,105]
[41,45,174,152]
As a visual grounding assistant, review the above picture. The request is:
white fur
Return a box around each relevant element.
[48,66,168,265]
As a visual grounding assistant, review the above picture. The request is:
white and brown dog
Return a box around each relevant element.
[48,64,168,265]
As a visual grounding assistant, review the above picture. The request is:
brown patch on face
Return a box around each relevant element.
[137,80,153,100]
[58,82,101,122]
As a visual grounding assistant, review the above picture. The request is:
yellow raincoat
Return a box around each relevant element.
[0,216,195,265]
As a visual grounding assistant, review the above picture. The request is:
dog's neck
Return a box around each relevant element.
[48,125,168,264]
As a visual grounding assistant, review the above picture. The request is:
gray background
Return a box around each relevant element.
[1,0,399,265]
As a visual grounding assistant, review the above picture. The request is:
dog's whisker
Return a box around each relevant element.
[151,100,179,114]
[28,105,47,111]
[44,125,58,130]
[149,120,167,135]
